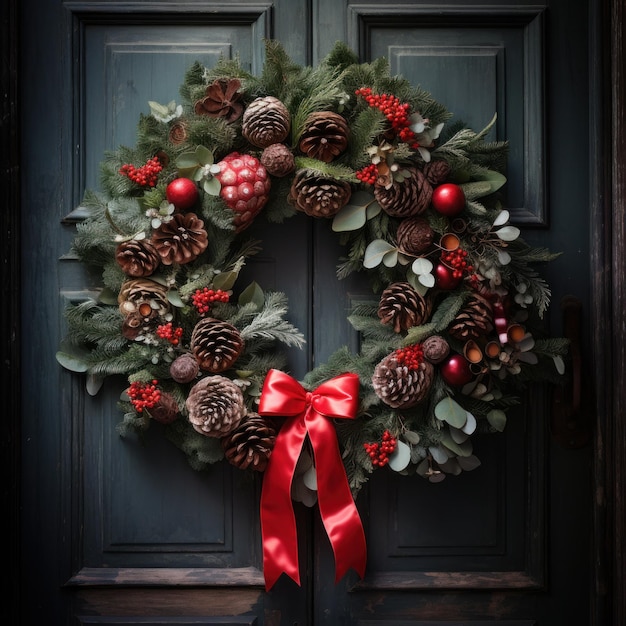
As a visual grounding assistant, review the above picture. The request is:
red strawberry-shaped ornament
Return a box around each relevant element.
[166,177,199,210]
[432,183,466,217]
[215,152,271,231]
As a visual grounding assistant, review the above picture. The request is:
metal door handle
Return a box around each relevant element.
[551,295,590,448]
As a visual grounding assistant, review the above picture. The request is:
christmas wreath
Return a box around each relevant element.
[58,40,567,509]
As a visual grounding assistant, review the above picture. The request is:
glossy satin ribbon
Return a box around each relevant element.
[258,369,367,590]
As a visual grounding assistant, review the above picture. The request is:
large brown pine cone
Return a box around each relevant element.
[378,282,432,332]
[448,293,494,340]
[374,167,432,218]
[190,317,244,373]
[298,111,349,162]
[372,353,434,409]
[288,170,352,218]
[395,216,434,256]
[115,239,160,277]
[194,78,243,123]
[221,412,277,472]
[242,96,291,148]
[186,375,245,437]
[152,212,208,265]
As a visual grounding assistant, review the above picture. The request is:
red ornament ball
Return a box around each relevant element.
[166,177,199,210]
[434,263,462,290]
[431,183,466,217]
[440,354,473,387]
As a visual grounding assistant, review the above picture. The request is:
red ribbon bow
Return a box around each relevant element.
[258,369,367,590]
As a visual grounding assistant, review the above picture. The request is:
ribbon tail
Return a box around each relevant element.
[308,412,367,582]
[260,416,307,590]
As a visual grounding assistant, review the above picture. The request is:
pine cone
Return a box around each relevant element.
[288,170,352,218]
[170,353,199,383]
[186,375,245,437]
[221,412,277,472]
[422,335,450,364]
[378,282,432,332]
[448,293,494,340]
[190,317,244,373]
[298,111,349,162]
[372,353,434,409]
[261,143,295,177]
[423,159,451,185]
[395,216,434,256]
[149,391,180,424]
[194,78,243,123]
[168,121,188,145]
[242,96,291,148]
[115,239,160,277]
[152,212,208,265]
[374,167,433,218]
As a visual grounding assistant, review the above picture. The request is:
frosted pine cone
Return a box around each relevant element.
[190,317,244,373]
[242,96,291,148]
[372,349,434,409]
[152,212,208,265]
[260,143,295,177]
[115,239,161,277]
[288,170,352,218]
[396,216,434,256]
[448,293,494,340]
[221,412,277,472]
[375,167,432,218]
[298,111,349,162]
[186,375,245,437]
[378,282,432,332]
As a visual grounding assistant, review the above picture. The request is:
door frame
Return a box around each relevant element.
[2,0,625,623]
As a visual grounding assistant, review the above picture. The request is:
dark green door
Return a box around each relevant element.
[20,1,594,624]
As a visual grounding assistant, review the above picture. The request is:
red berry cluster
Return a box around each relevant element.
[127,380,161,412]
[356,163,378,185]
[119,156,163,187]
[191,287,230,315]
[442,247,474,279]
[395,343,424,370]
[156,322,183,346]
[363,430,397,467]
[355,87,418,147]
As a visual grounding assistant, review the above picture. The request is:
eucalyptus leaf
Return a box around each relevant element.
[412,257,433,275]
[553,355,566,375]
[497,249,512,265]
[176,152,201,169]
[195,144,214,164]
[462,411,477,435]
[388,440,411,472]
[418,273,435,288]
[473,169,507,193]
[363,239,396,269]
[487,409,507,432]
[493,209,510,227]
[203,177,221,196]
[439,458,462,475]
[382,249,398,267]
[238,281,265,308]
[56,351,89,373]
[213,270,239,290]
[332,202,367,232]
[86,373,104,396]
[167,289,184,308]
[457,454,482,472]
[365,199,382,219]
[440,431,473,457]
[434,397,468,428]
[403,430,421,445]
[428,445,449,465]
